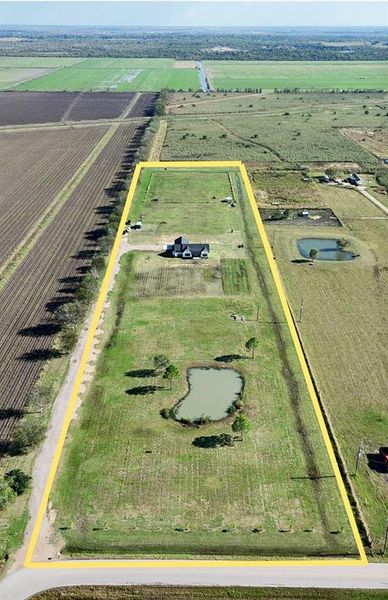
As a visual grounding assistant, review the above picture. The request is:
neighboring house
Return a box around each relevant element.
[347,172,363,186]
[168,236,210,259]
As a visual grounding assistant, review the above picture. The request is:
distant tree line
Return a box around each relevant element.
[1,28,387,60]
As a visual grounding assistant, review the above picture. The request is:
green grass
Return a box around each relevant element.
[257,175,388,552]
[204,61,388,91]
[52,168,357,559]
[30,585,388,600]
[10,58,200,91]
[163,92,386,166]
[221,258,251,294]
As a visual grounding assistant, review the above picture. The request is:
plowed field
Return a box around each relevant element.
[0,122,146,448]
[0,126,109,268]
[0,91,158,126]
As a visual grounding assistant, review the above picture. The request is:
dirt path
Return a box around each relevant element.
[11,236,157,566]
[0,116,148,133]
[119,93,141,119]
[358,188,388,216]
[148,119,167,160]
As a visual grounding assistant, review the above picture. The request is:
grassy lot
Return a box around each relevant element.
[254,174,388,552]
[12,58,200,91]
[162,92,386,166]
[31,585,388,600]
[204,61,388,91]
[51,168,357,559]
[0,57,85,89]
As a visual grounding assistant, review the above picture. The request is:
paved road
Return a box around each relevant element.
[196,61,211,93]
[1,563,388,599]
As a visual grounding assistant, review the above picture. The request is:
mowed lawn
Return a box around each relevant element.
[52,168,357,559]
[254,175,388,551]
[205,61,388,91]
[13,58,200,91]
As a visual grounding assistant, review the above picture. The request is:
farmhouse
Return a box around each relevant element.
[169,235,210,259]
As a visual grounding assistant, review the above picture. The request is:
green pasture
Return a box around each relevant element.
[205,61,388,91]
[10,57,200,91]
[251,172,388,550]
[162,92,386,165]
[52,168,357,559]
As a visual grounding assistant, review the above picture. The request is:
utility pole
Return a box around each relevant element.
[299,298,304,323]
[355,442,364,475]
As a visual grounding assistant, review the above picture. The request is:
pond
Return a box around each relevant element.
[297,238,355,261]
[174,367,243,423]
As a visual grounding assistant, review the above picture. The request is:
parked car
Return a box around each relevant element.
[379,447,388,471]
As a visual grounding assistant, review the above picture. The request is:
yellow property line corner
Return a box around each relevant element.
[24,161,368,569]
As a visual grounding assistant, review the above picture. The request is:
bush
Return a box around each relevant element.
[5,469,31,496]
[0,480,15,510]
[12,418,45,454]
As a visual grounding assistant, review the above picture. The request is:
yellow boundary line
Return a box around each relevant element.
[24,160,367,569]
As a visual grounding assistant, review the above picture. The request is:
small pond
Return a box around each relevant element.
[174,367,243,423]
[297,238,355,261]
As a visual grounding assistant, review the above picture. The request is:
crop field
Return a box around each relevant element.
[162,92,387,166]
[0,126,109,267]
[0,91,158,126]
[29,586,388,600]
[0,57,83,89]
[10,58,200,92]
[204,61,388,91]
[253,173,388,551]
[51,167,358,560]
[0,122,147,448]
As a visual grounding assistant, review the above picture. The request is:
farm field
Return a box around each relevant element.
[9,58,200,92]
[0,57,84,89]
[30,585,388,600]
[0,91,158,126]
[0,122,147,448]
[162,91,387,166]
[253,173,388,551]
[0,126,109,267]
[204,61,388,91]
[51,167,358,560]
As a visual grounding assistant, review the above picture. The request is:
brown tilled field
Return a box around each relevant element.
[0,91,158,125]
[0,122,147,448]
[0,126,109,268]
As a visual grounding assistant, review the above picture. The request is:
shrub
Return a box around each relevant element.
[5,469,31,496]
[12,417,45,454]
[0,480,15,511]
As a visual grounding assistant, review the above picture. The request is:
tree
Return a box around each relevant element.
[153,355,169,372]
[232,414,253,441]
[309,248,318,262]
[245,337,259,359]
[0,480,15,511]
[5,469,31,496]
[59,323,78,354]
[337,238,349,250]
[12,418,45,454]
[163,364,180,389]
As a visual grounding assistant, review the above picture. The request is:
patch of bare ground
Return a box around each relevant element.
[341,128,388,159]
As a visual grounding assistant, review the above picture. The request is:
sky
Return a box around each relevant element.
[1,1,387,28]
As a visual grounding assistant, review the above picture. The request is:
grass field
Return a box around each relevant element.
[8,58,200,92]
[0,57,85,89]
[162,92,387,166]
[253,173,388,552]
[204,61,388,91]
[31,585,388,600]
[51,167,358,559]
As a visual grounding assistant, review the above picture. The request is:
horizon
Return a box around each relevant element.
[1,1,387,28]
